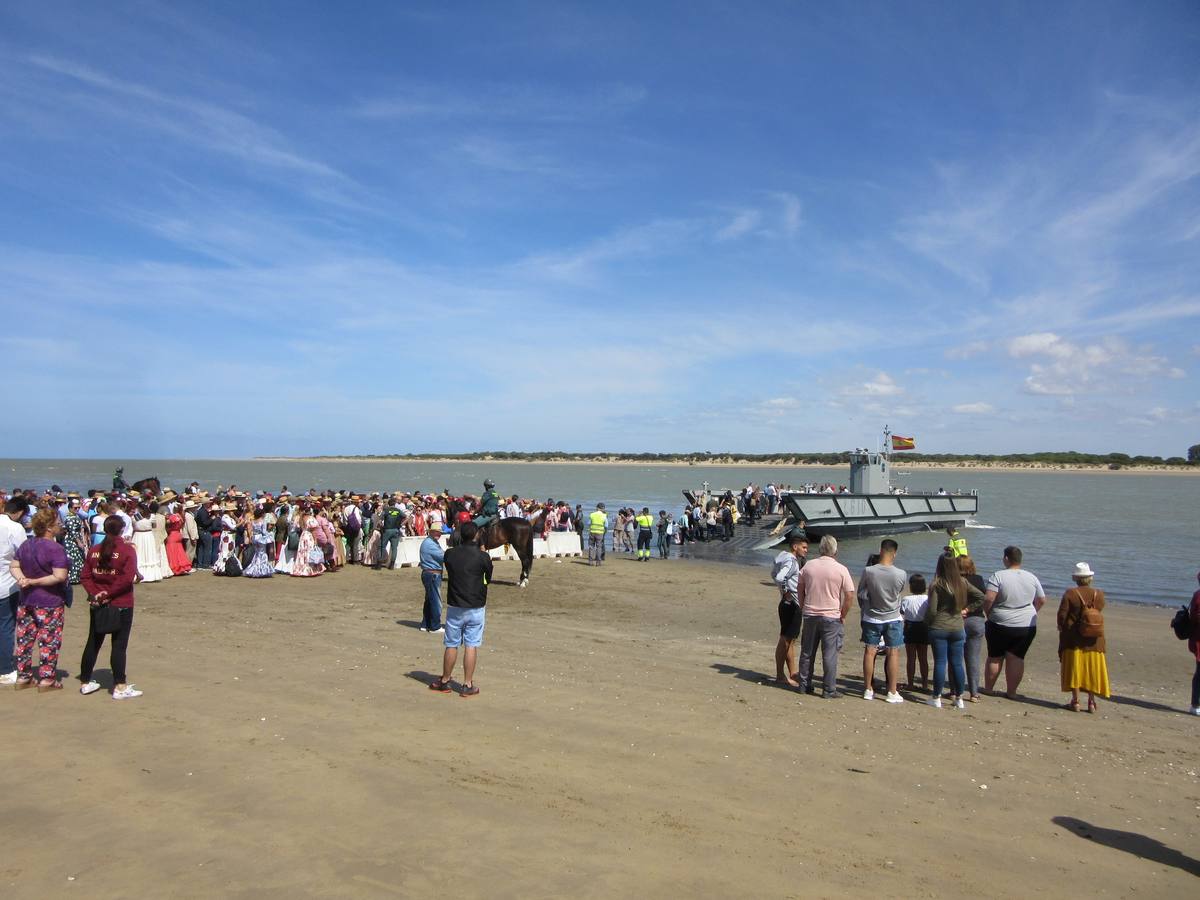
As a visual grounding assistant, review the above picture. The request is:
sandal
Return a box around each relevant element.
[1086,698,1097,714]
[459,684,480,697]
[37,681,63,693]
[428,678,452,693]
[14,678,35,691]
[1063,699,1080,712]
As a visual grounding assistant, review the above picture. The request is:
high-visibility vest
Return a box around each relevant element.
[589,511,607,534]
[635,514,653,530]
[948,534,968,557]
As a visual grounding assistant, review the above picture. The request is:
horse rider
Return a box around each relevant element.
[472,479,502,529]
[113,467,128,492]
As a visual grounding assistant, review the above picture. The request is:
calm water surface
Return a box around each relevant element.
[4,459,1197,607]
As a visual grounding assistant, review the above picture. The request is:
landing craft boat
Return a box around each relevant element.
[681,429,979,551]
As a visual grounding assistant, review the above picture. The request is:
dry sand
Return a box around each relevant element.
[2,556,1198,898]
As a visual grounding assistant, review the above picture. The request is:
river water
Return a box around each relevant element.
[3,458,1197,608]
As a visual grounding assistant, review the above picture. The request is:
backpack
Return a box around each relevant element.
[1075,588,1104,639]
[1170,605,1193,640]
[347,507,361,529]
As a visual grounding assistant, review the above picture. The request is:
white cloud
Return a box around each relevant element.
[952,402,994,415]
[773,192,803,236]
[1008,332,1071,359]
[1009,334,1185,397]
[715,209,763,241]
[840,371,903,398]
[945,340,988,360]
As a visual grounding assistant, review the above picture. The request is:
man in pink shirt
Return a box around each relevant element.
[795,535,855,698]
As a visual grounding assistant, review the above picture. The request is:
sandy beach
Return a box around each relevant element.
[2,557,1197,898]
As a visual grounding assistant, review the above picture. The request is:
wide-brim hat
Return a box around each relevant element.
[183,500,197,509]
[427,522,443,533]
[1072,562,1095,578]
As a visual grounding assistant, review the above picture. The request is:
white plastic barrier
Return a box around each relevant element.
[545,532,583,556]
[532,538,549,558]
[391,535,448,569]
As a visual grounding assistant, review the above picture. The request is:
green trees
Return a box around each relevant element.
[1188,444,1200,464]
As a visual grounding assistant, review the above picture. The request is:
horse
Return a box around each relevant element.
[475,516,537,587]
[130,477,162,497]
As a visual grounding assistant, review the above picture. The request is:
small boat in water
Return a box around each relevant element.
[775,429,977,542]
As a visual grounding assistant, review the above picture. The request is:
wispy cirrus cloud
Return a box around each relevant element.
[24,54,345,181]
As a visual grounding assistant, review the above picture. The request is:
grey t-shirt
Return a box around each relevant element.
[986,568,1045,627]
[858,563,907,623]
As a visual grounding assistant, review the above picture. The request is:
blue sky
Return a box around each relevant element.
[1,1,1198,457]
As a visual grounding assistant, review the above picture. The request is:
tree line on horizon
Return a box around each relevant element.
[303,446,1200,468]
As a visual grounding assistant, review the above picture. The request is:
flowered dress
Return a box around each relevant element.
[243,520,275,578]
[211,514,238,575]
[290,519,325,577]
[63,513,89,584]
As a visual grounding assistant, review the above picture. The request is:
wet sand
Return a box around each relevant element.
[2,557,1197,897]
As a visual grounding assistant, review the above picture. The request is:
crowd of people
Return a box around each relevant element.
[771,530,1200,715]
[4,474,1198,713]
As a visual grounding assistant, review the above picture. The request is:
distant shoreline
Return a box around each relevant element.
[255,456,1200,475]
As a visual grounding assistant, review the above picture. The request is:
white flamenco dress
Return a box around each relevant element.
[131,519,168,582]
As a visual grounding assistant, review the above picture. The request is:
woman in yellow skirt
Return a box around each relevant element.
[1057,562,1110,712]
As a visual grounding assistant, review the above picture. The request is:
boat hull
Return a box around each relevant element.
[782,493,978,540]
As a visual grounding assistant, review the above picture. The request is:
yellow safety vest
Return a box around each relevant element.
[948,535,968,557]
[589,511,607,534]
[635,514,653,529]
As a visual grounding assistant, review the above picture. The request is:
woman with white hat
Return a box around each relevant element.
[1056,562,1110,713]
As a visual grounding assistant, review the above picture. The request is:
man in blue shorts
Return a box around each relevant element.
[429,521,493,697]
[858,538,907,703]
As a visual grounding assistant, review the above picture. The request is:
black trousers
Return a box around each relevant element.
[80,607,134,685]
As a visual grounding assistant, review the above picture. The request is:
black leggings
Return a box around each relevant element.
[1192,660,1200,708]
[80,607,134,685]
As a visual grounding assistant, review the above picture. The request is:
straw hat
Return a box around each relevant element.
[1072,562,1095,579]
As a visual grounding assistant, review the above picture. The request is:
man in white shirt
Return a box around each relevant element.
[772,529,808,687]
[505,497,521,519]
[0,495,30,684]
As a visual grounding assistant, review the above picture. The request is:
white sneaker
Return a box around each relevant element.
[953,697,965,709]
[0,672,17,686]
[1191,706,1200,716]
[862,688,874,701]
[112,685,143,700]
[885,692,905,704]
[927,697,942,708]
[432,627,445,634]
[419,626,428,632]
[80,681,102,695]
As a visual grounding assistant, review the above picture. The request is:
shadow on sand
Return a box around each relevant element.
[1052,816,1200,877]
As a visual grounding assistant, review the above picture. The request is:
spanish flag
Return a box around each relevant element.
[891,435,916,451]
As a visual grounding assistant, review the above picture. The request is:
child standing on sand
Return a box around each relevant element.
[901,573,929,693]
